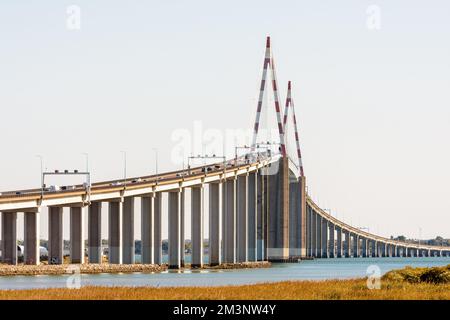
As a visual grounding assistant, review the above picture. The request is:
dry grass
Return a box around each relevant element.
[0,279,449,300]
[1,264,449,300]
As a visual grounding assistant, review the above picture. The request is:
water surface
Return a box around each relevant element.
[1,257,448,290]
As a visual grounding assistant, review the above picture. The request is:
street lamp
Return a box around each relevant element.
[35,155,43,199]
[152,148,158,178]
[120,151,127,185]
[81,153,89,172]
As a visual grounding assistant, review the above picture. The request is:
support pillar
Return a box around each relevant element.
[168,190,182,269]
[328,223,335,258]
[108,201,122,264]
[247,172,257,261]
[48,207,63,264]
[88,202,102,263]
[122,197,135,264]
[336,227,342,258]
[70,206,86,264]
[321,218,328,258]
[353,234,359,258]
[154,193,162,264]
[344,230,351,258]
[209,183,222,266]
[1,212,17,265]
[24,210,40,265]
[141,195,154,264]
[223,178,236,263]
[191,186,204,268]
[237,174,248,262]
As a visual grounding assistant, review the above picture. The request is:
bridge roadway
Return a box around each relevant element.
[0,155,449,266]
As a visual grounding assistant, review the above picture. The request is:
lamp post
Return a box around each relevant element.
[35,155,43,199]
[120,151,127,185]
[152,148,158,179]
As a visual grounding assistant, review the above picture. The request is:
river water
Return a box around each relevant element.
[0,257,449,290]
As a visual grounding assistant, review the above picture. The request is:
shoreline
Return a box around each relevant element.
[0,261,271,277]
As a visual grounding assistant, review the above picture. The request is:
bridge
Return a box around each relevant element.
[1,37,449,267]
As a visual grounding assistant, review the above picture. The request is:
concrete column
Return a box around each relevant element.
[237,174,248,262]
[256,172,264,261]
[267,157,289,261]
[209,182,222,266]
[1,212,17,265]
[24,210,40,265]
[88,202,102,263]
[154,193,162,264]
[371,240,377,257]
[223,179,236,263]
[311,211,317,257]
[108,201,122,264]
[48,207,63,264]
[306,206,312,257]
[344,230,351,258]
[328,223,335,258]
[70,206,86,264]
[180,189,185,267]
[336,227,342,258]
[361,238,368,258]
[353,234,359,258]
[316,214,323,257]
[191,186,204,268]
[321,218,328,258]
[299,176,307,257]
[289,179,301,258]
[168,190,181,269]
[122,197,135,264]
[247,172,257,261]
[141,195,154,264]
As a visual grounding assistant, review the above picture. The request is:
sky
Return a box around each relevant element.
[0,0,449,240]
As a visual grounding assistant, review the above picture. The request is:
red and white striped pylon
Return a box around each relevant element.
[283,81,305,177]
[251,36,287,157]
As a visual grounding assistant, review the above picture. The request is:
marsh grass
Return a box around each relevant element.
[1,264,449,300]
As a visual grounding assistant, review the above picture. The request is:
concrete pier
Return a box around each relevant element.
[223,179,236,263]
[256,172,265,261]
[288,179,301,257]
[321,217,328,258]
[88,202,102,263]
[191,186,204,268]
[209,183,222,266]
[108,201,123,264]
[48,207,63,265]
[311,211,317,257]
[70,206,86,264]
[267,157,289,260]
[247,172,257,261]
[180,190,185,267]
[353,234,359,258]
[154,193,162,264]
[122,197,135,264]
[1,212,17,265]
[237,175,248,262]
[328,223,335,258]
[362,238,368,257]
[168,191,181,269]
[336,227,342,258]
[344,230,351,258]
[141,195,155,264]
[24,210,40,265]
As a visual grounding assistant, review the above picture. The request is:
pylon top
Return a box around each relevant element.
[266,36,270,48]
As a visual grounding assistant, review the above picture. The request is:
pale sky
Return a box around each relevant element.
[0,1,449,240]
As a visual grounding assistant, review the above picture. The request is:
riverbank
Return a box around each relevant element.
[0,261,270,276]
